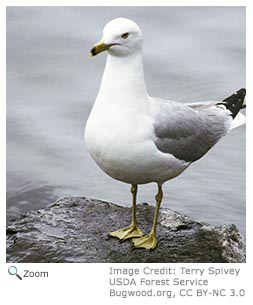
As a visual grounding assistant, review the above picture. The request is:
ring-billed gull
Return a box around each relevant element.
[85,18,246,250]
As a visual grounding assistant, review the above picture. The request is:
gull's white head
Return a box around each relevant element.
[90,18,143,57]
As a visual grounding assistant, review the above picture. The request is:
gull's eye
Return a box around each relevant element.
[121,32,129,39]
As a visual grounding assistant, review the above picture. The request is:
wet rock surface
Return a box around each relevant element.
[6,197,246,263]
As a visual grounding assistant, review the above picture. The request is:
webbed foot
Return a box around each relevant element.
[132,233,157,250]
[109,224,144,241]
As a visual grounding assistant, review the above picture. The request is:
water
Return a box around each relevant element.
[7,7,246,236]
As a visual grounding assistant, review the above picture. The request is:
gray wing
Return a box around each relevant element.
[185,100,219,109]
[151,99,230,162]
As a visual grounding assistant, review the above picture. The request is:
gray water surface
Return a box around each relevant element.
[7,7,246,235]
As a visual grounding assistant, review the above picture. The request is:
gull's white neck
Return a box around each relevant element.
[95,52,149,109]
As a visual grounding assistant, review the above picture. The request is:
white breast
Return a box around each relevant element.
[85,99,189,185]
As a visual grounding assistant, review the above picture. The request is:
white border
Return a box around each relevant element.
[246,1,253,264]
[1,0,252,304]
[0,0,7,270]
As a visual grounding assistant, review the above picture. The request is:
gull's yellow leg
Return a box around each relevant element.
[132,185,163,250]
[109,184,144,240]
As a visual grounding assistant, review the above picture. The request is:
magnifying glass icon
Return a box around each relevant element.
[8,266,22,280]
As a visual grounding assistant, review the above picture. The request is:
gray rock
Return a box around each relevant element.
[6,197,245,263]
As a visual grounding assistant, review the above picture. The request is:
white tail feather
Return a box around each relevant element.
[230,112,246,130]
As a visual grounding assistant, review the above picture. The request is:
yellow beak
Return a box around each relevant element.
[90,41,110,57]
[90,41,118,57]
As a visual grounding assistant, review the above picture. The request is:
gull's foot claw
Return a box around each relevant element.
[109,225,144,241]
[132,233,157,250]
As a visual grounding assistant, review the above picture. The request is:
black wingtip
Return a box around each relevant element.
[217,88,246,119]
[237,88,246,96]
[224,88,246,101]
